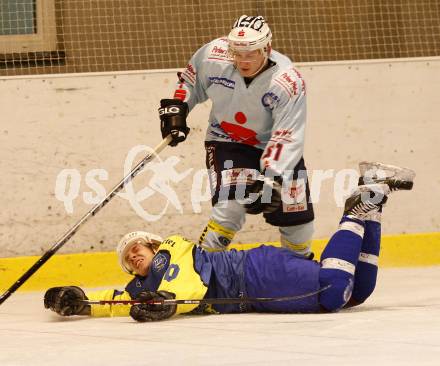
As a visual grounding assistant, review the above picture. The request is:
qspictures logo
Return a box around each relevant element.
[54,144,387,221]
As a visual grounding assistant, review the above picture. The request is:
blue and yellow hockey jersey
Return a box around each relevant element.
[87,235,321,317]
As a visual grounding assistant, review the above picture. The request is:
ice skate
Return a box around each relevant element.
[344,184,390,220]
[358,161,415,191]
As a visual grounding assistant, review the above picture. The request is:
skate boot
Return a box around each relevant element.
[344,184,390,220]
[358,161,415,191]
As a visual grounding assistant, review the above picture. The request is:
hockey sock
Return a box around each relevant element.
[350,216,381,304]
[279,222,314,256]
[319,216,365,311]
[198,219,236,249]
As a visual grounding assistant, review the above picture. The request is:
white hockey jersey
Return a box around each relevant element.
[173,37,307,177]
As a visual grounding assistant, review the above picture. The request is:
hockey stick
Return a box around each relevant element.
[79,285,331,306]
[0,135,173,306]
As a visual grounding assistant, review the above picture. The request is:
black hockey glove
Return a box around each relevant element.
[130,290,177,322]
[44,286,90,316]
[243,174,282,215]
[159,98,190,147]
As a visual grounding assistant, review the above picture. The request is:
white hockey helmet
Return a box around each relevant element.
[116,231,163,274]
[227,15,272,57]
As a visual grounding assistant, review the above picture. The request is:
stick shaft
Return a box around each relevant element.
[0,136,172,306]
[80,286,330,306]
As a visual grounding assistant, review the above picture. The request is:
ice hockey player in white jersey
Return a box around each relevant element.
[158,15,315,256]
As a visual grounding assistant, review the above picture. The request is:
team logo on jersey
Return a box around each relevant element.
[152,253,168,272]
[261,92,280,110]
[220,112,260,146]
[208,76,235,89]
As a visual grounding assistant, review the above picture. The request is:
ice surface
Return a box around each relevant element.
[1,267,439,366]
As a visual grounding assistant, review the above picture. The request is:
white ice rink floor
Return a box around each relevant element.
[1,267,439,366]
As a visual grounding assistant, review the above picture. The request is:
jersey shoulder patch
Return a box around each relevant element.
[151,252,169,273]
[272,66,306,99]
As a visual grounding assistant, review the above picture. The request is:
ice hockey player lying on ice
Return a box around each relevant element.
[44,162,414,322]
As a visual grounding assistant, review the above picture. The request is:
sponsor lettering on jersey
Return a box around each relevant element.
[282,179,307,213]
[221,167,258,186]
[213,46,228,55]
[206,145,218,192]
[209,127,231,140]
[291,67,306,95]
[300,78,306,95]
[174,82,188,101]
[181,63,196,86]
[208,43,233,62]
[291,67,303,80]
[163,238,177,247]
[185,63,196,77]
[212,46,229,57]
[209,122,234,141]
[274,72,299,97]
[270,129,293,143]
[261,92,280,110]
[208,76,235,89]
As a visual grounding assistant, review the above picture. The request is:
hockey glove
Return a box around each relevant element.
[159,98,190,147]
[44,286,90,316]
[244,175,282,215]
[130,290,177,322]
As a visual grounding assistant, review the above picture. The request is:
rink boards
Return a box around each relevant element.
[1,232,439,292]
